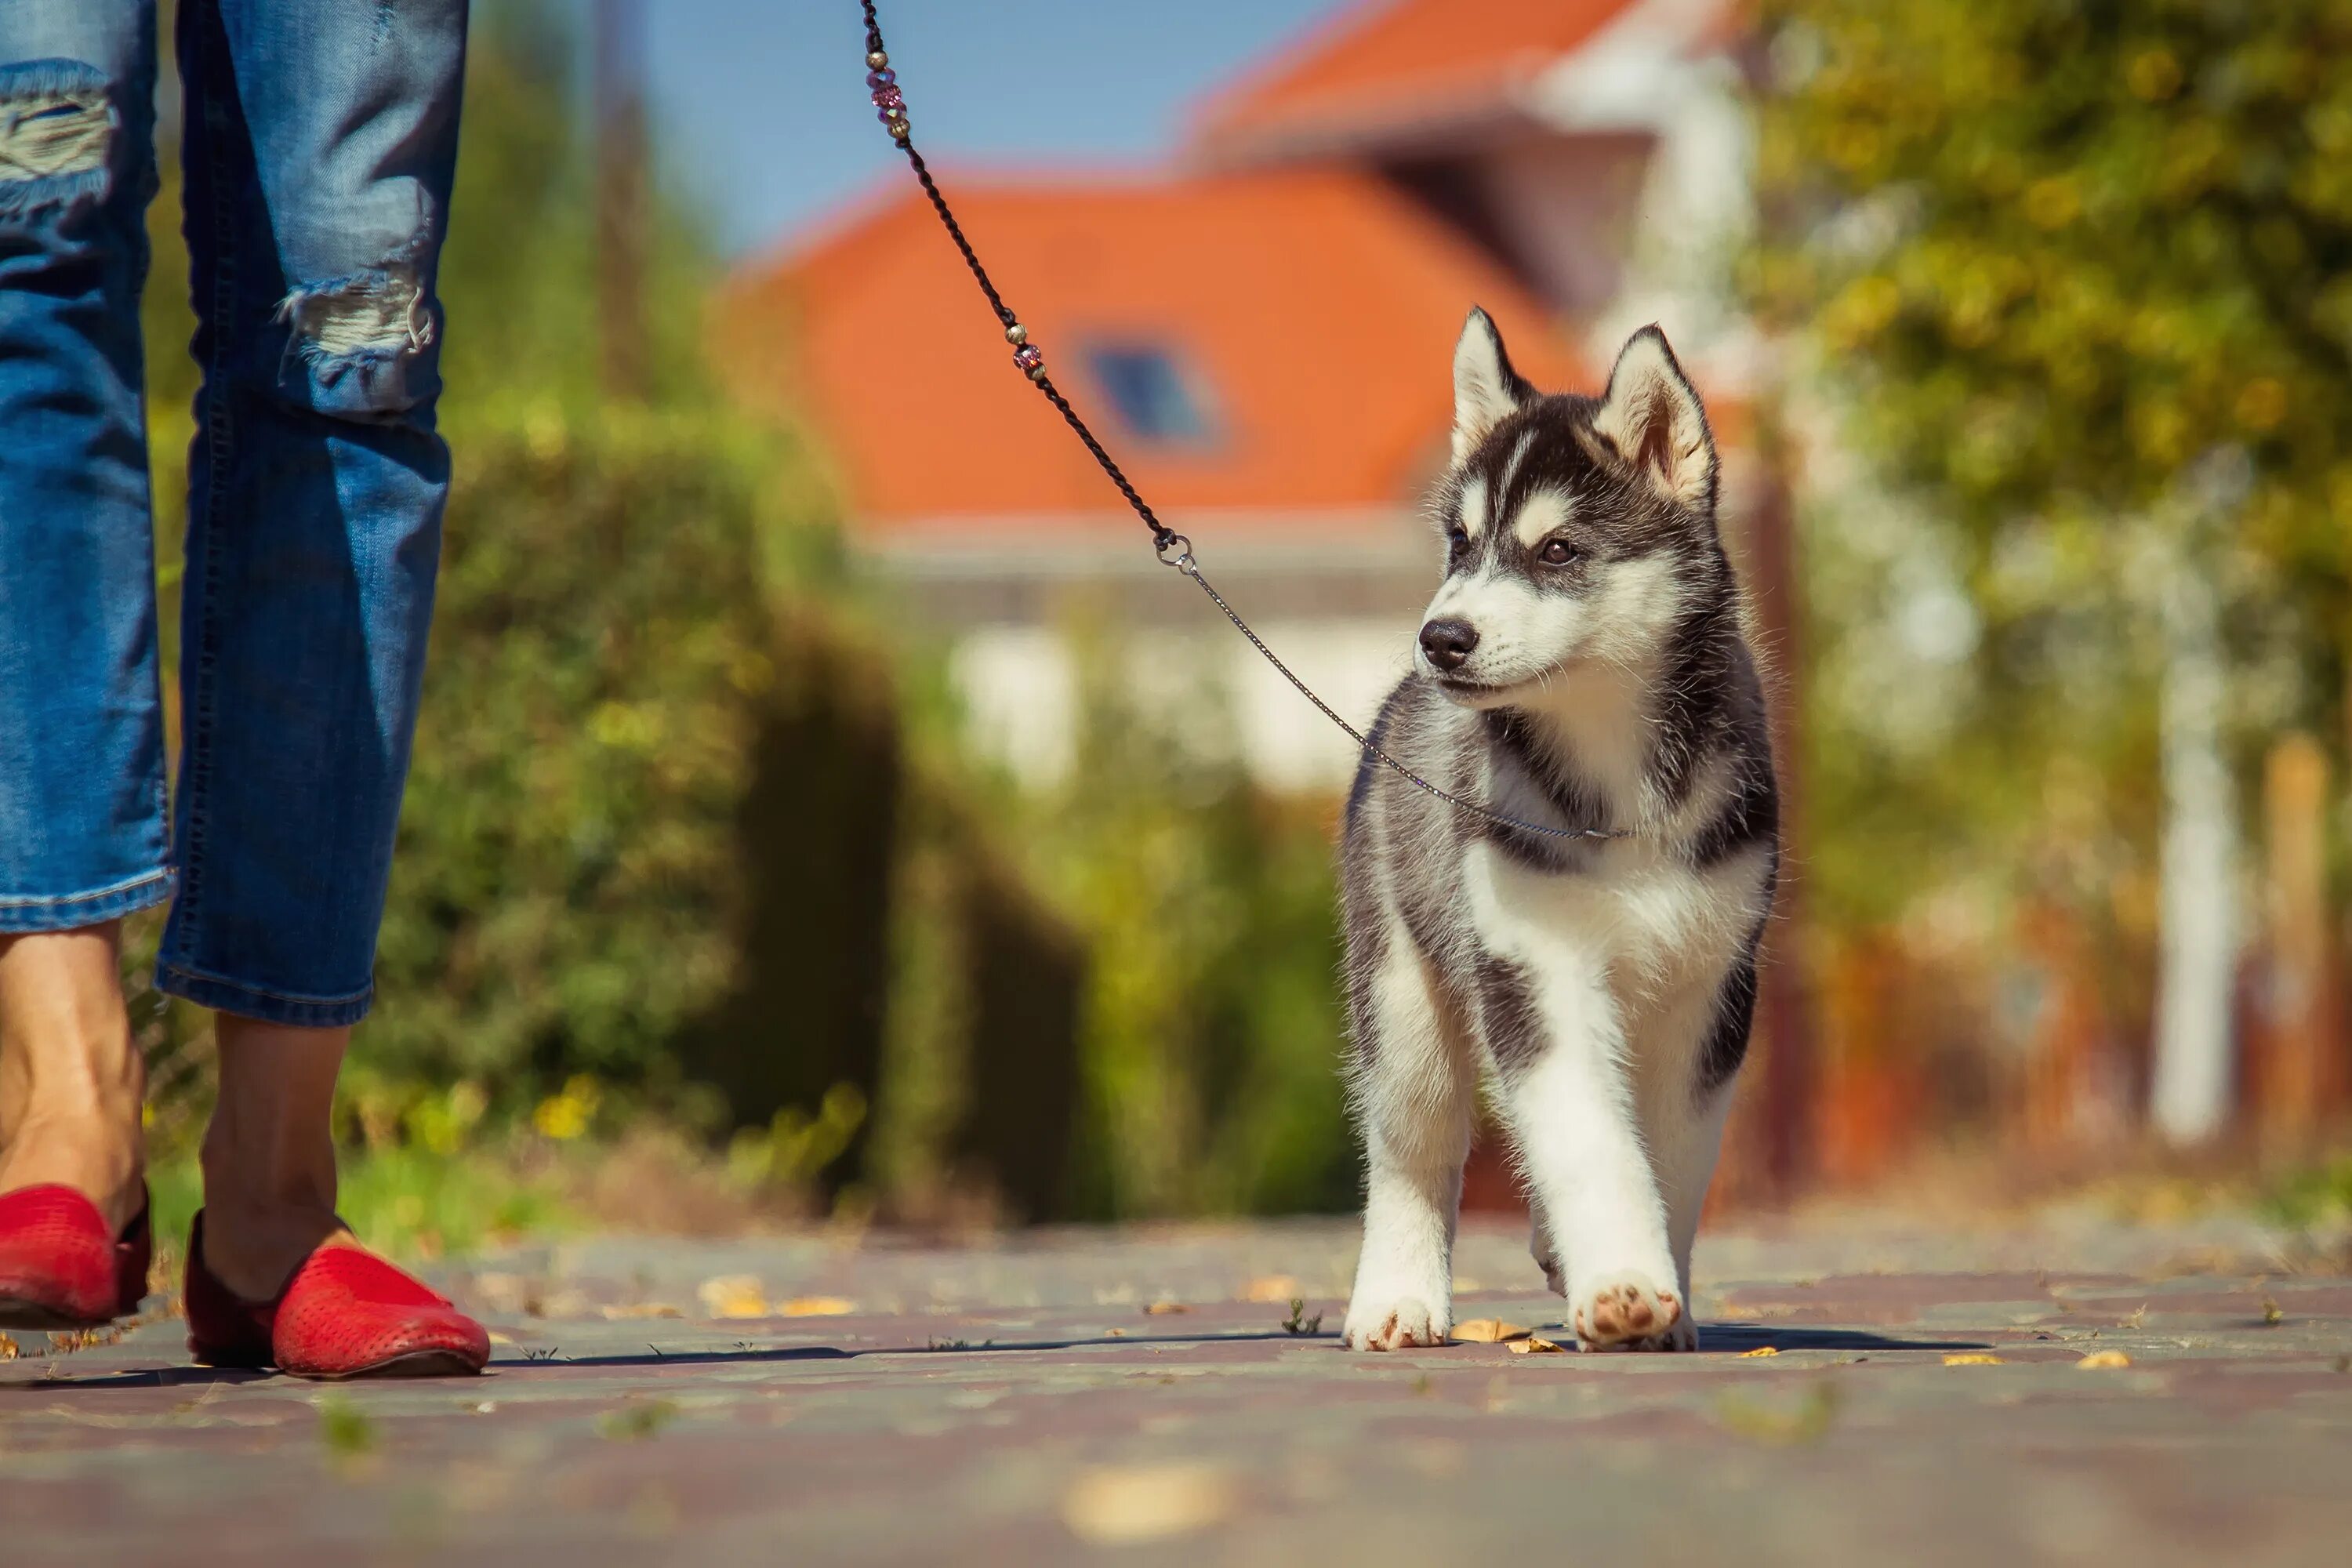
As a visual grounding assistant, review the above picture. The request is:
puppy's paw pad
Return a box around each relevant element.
[1570,1272,1682,1351]
[1342,1298,1448,1352]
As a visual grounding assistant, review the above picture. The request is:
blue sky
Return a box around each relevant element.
[632,0,1348,256]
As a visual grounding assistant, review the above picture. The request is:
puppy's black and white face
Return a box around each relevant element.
[1415,310,1722,704]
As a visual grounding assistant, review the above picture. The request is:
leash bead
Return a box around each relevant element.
[1005,323,1028,346]
[879,104,909,126]
[868,49,889,69]
[1028,365,1050,383]
[1014,344,1045,375]
[867,68,898,90]
[873,85,906,112]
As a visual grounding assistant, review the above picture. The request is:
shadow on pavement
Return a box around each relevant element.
[2,1323,1984,1388]
[1697,1323,1987,1352]
[552,1328,1333,1368]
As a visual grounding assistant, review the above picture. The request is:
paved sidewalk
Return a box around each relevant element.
[4,1209,2348,1566]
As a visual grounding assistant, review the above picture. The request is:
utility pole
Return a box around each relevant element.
[2149,448,2252,1146]
[593,0,650,401]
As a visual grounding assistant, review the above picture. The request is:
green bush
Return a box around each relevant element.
[365,410,785,1100]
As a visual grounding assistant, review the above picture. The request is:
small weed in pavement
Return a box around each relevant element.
[317,1397,378,1465]
[1715,1380,1842,1446]
[521,1345,566,1361]
[598,1399,679,1442]
[2262,1298,2285,1327]
[2333,1352,2348,1374]
[1282,1298,1323,1336]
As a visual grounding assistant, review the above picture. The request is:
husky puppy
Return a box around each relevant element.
[1339,310,1777,1352]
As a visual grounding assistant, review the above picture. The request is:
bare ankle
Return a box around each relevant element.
[0,925,145,1224]
[198,1198,353,1301]
[198,1012,354,1298]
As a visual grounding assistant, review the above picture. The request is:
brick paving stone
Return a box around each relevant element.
[2,1211,2347,1566]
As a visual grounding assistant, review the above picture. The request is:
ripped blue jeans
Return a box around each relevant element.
[0,2,468,1025]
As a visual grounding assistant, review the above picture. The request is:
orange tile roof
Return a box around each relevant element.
[1189,0,1640,160]
[718,165,1581,539]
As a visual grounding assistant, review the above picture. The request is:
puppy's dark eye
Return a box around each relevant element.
[1538,539,1575,566]
[1446,527,1469,559]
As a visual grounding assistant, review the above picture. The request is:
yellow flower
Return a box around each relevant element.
[532,1075,603,1141]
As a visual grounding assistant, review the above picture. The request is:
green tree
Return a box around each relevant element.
[1751,0,2352,1141]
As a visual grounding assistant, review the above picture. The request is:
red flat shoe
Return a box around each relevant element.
[0,1183,151,1330]
[184,1212,491,1379]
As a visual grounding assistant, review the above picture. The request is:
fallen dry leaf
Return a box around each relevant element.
[1242,1276,1299,1304]
[696,1276,769,1320]
[1943,1352,2005,1366]
[1506,1334,1565,1355]
[779,1297,855,1318]
[1061,1463,1234,1546]
[1142,1301,1192,1316]
[599,1304,684,1321]
[1450,1319,1530,1345]
[2076,1350,2132,1370]
[1740,1345,1780,1358]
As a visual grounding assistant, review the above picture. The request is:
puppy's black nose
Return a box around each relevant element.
[1419,619,1479,672]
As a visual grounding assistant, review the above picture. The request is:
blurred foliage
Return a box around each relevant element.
[1753,0,2352,541]
[867,633,1356,1224]
[1748,0,2352,938]
[2263,1151,2352,1230]
[1030,625,1354,1219]
[368,408,783,1099]
[117,0,1360,1232]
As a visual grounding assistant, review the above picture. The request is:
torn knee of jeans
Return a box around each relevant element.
[277,268,436,362]
[0,66,114,215]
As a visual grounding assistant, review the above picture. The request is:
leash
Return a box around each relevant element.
[856,2,1627,844]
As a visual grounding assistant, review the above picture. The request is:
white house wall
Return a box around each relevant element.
[949,617,1416,794]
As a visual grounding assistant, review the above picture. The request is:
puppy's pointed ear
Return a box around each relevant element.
[1593,325,1716,507]
[1452,307,1533,463]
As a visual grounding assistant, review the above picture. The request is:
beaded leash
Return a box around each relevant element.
[858,2,1625,844]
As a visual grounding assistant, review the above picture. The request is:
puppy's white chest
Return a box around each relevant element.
[1475,845,1741,985]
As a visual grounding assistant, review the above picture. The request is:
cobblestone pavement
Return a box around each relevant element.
[4,1207,2349,1566]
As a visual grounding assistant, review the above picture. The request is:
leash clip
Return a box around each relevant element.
[1156,532,1196,575]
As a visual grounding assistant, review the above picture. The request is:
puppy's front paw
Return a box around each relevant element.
[1342,1296,1449,1352]
[1570,1271,1684,1352]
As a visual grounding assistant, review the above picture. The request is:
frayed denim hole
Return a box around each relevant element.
[0,70,116,218]
[274,264,438,408]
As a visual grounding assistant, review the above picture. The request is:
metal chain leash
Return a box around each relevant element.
[857,2,1626,844]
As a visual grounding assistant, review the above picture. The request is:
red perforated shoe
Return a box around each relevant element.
[184,1213,491,1379]
[0,1183,152,1330]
